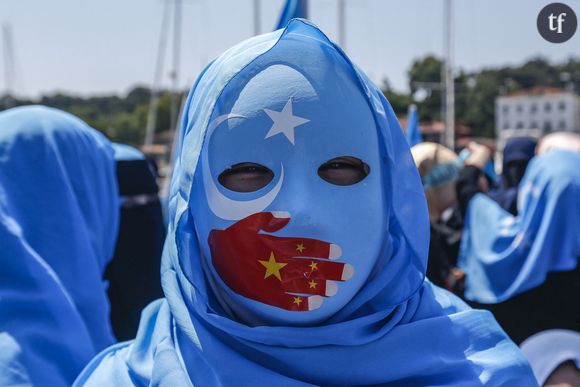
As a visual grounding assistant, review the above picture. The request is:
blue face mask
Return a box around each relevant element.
[191,37,387,325]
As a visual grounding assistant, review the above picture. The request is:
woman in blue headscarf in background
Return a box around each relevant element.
[0,106,119,386]
[76,20,534,386]
[459,149,580,345]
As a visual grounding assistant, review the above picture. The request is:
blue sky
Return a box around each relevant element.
[1,0,579,98]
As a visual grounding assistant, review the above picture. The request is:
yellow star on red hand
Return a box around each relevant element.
[296,243,306,253]
[259,251,287,281]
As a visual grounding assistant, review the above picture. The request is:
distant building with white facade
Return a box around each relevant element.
[496,87,580,137]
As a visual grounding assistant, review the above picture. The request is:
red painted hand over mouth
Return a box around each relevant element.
[208,212,354,311]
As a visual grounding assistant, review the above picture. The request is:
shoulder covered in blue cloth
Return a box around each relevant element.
[75,285,537,387]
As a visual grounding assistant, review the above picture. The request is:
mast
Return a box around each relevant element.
[2,23,15,107]
[337,0,346,49]
[169,0,183,135]
[144,0,171,147]
[253,0,261,35]
[443,0,455,150]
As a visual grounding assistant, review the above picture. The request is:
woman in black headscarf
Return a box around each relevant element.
[105,144,165,340]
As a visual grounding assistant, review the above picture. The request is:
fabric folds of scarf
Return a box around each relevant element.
[459,151,580,303]
[0,106,119,386]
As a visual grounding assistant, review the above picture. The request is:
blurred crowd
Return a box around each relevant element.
[412,135,580,346]
[412,133,580,386]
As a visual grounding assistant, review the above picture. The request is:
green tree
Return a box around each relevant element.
[381,79,412,116]
[408,55,443,122]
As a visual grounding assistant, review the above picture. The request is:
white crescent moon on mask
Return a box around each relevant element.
[202,113,285,221]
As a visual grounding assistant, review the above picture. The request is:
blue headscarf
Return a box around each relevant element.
[459,150,580,303]
[0,106,119,386]
[75,20,534,386]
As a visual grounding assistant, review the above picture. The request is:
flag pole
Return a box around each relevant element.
[254,0,261,35]
[338,0,346,49]
[443,0,455,150]
[169,0,182,136]
[144,0,171,147]
[2,23,18,108]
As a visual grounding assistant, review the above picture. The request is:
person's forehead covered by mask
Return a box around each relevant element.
[190,31,389,325]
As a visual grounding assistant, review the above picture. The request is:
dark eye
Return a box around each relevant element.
[318,156,370,186]
[218,162,274,192]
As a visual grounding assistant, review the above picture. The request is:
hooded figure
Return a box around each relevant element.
[75,20,534,386]
[0,106,119,386]
[459,151,580,343]
[105,144,165,341]
[488,137,537,216]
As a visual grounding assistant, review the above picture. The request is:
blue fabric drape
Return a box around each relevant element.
[0,106,119,386]
[459,151,580,303]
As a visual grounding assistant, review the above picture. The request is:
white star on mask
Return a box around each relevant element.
[263,98,310,145]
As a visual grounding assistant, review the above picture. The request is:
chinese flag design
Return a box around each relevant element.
[208,212,353,311]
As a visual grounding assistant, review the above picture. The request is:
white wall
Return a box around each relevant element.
[496,92,580,137]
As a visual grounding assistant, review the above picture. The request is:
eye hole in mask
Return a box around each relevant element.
[218,162,275,192]
[318,156,370,186]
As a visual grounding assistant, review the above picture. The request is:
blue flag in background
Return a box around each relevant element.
[275,0,308,30]
[406,104,422,147]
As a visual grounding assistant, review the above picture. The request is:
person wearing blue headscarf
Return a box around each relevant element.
[0,106,119,386]
[106,144,165,341]
[75,20,534,386]
[459,150,580,344]
[488,137,537,216]
[411,142,464,294]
